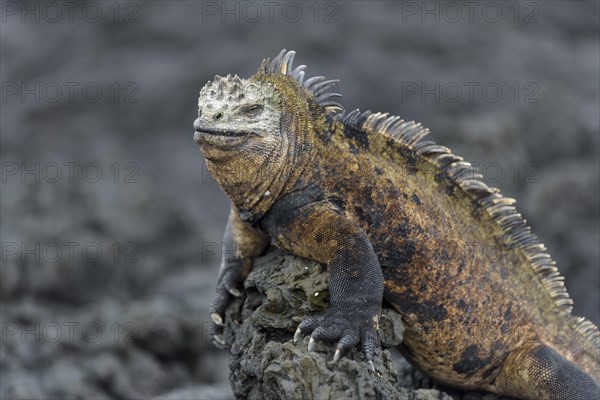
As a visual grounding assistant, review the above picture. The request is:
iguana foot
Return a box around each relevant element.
[293,305,379,372]
[208,266,244,348]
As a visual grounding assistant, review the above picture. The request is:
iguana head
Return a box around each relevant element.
[193,74,282,156]
[194,49,342,222]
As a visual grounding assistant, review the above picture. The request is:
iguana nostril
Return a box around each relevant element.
[214,112,223,121]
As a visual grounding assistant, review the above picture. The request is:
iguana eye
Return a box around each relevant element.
[240,104,264,116]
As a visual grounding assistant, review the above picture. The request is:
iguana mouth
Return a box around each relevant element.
[194,128,255,140]
[194,129,260,149]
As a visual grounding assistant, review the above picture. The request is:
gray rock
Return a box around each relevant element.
[219,247,454,400]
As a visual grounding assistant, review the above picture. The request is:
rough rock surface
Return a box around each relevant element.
[220,247,514,400]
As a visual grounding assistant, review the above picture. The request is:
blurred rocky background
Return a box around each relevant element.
[1,1,598,399]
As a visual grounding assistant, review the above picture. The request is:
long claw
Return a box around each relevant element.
[228,288,242,297]
[211,313,224,326]
[333,348,341,362]
[308,337,315,352]
[293,327,303,343]
[368,360,375,373]
[213,334,226,348]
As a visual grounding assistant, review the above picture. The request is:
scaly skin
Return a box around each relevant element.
[193,50,600,399]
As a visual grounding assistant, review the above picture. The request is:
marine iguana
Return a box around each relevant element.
[193,49,600,399]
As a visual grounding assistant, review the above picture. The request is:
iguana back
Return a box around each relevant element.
[306,107,600,392]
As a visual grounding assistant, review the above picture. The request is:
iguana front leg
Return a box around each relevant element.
[209,206,269,347]
[262,200,385,369]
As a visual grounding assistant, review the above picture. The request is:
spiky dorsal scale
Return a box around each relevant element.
[259,49,343,114]
[258,49,600,349]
